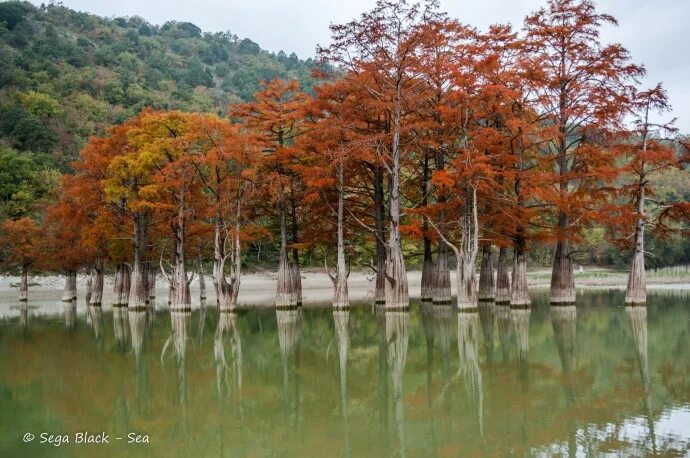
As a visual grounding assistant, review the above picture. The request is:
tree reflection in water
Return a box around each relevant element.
[386,311,409,458]
[458,311,483,438]
[277,308,302,428]
[113,306,129,352]
[333,309,350,457]
[63,299,76,332]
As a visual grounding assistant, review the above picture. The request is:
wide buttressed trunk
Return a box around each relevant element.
[495,247,511,304]
[510,245,530,307]
[90,260,104,306]
[114,262,131,306]
[420,251,434,303]
[213,216,242,312]
[62,270,77,302]
[432,241,451,304]
[478,244,495,301]
[550,240,575,304]
[129,212,149,309]
[625,229,646,305]
[19,263,28,302]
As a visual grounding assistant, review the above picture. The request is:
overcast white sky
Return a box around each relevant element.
[29,0,690,132]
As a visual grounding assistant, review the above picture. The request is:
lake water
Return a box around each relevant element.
[0,289,688,457]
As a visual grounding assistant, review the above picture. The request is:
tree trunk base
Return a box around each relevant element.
[495,288,510,304]
[624,293,646,305]
[549,287,576,304]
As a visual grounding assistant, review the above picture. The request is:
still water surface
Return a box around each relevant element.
[0,290,689,457]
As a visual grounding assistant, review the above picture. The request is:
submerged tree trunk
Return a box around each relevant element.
[129,212,149,308]
[85,274,93,305]
[478,244,494,301]
[62,270,77,302]
[114,262,131,306]
[551,306,576,374]
[420,154,434,303]
[171,194,191,310]
[511,308,531,385]
[19,263,28,301]
[457,312,483,437]
[550,218,575,304]
[291,195,303,306]
[457,188,479,310]
[90,259,104,306]
[626,182,646,304]
[386,311,409,457]
[511,235,530,307]
[495,247,510,304]
[327,162,349,309]
[214,197,242,311]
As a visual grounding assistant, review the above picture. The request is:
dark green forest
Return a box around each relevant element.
[0,0,688,269]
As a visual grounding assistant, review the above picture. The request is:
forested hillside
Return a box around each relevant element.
[0,1,315,174]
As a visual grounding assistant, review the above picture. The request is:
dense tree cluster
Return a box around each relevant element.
[1,0,689,309]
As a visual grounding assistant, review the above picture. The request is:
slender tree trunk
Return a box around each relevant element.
[385,90,409,309]
[374,167,386,305]
[85,273,93,305]
[171,194,191,310]
[511,233,530,307]
[331,162,349,308]
[291,196,302,306]
[129,212,149,308]
[62,270,77,302]
[626,179,646,304]
[420,154,434,302]
[19,262,28,301]
[114,262,131,306]
[147,268,156,301]
[276,201,294,307]
[432,150,451,304]
[495,247,510,304]
[478,244,495,301]
[214,201,242,312]
[198,255,206,301]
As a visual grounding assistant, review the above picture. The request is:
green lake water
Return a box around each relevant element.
[0,289,689,457]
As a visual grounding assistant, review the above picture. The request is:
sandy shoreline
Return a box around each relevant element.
[1,269,689,314]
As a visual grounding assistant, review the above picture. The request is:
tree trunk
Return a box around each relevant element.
[62,270,77,302]
[550,233,575,304]
[478,244,494,301]
[90,259,104,305]
[432,240,451,304]
[330,162,349,309]
[420,154,434,302]
[290,194,302,306]
[171,194,191,310]
[129,212,149,308]
[147,267,156,301]
[276,202,295,307]
[495,247,510,304]
[113,262,131,306]
[374,167,387,305]
[511,236,530,307]
[456,188,479,310]
[198,255,206,301]
[19,263,28,301]
[626,182,646,304]
[384,91,409,309]
[214,202,242,312]
[85,273,93,305]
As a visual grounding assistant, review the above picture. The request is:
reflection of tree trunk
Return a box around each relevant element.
[478,302,496,364]
[376,308,389,448]
[626,306,649,387]
[88,305,104,344]
[215,312,243,403]
[62,270,77,302]
[496,305,512,365]
[90,259,104,305]
[433,304,453,412]
[168,310,190,407]
[478,245,494,301]
[20,302,29,334]
[550,237,575,304]
[113,306,129,351]
[458,312,483,437]
[495,247,510,304]
[386,311,409,457]
[19,263,29,301]
[63,299,76,331]
[277,308,302,426]
[114,263,131,306]
[551,306,576,374]
[129,309,148,414]
[511,309,531,389]
[333,310,350,457]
